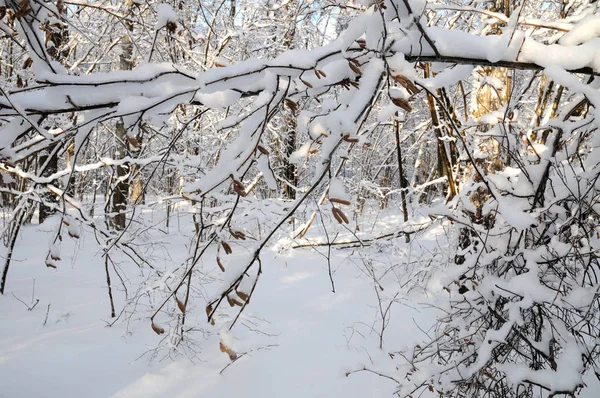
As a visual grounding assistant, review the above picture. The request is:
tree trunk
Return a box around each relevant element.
[394,113,409,242]
[130,131,145,206]
[39,7,69,223]
[112,120,129,230]
[38,146,59,223]
[111,12,134,230]
[424,63,457,200]
[281,7,297,199]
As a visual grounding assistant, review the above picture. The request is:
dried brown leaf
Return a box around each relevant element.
[151,321,165,335]
[329,197,351,206]
[232,179,247,197]
[332,208,349,224]
[219,342,238,360]
[221,241,232,255]
[348,62,362,76]
[126,135,138,148]
[176,297,186,313]
[300,78,313,88]
[236,289,249,302]
[391,74,420,95]
[336,208,349,224]
[331,208,343,224]
[284,98,298,112]
[229,228,246,240]
[391,97,412,113]
[216,257,225,272]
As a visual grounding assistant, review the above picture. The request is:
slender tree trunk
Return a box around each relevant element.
[1,206,27,294]
[112,120,129,230]
[394,113,409,242]
[424,63,457,200]
[230,0,236,20]
[39,8,69,224]
[281,6,297,199]
[130,133,145,206]
[111,12,134,230]
[283,112,298,199]
[38,147,59,223]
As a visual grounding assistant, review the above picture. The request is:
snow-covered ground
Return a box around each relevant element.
[0,207,436,398]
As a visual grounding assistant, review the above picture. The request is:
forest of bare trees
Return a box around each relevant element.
[1,0,599,397]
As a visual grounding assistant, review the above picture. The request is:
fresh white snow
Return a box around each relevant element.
[0,205,436,398]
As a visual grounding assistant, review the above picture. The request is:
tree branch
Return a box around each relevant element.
[406,55,599,76]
